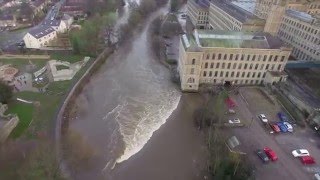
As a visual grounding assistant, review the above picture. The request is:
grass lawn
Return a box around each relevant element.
[6,101,34,138]
[50,53,85,63]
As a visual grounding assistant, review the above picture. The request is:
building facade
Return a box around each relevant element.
[278,10,320,61]
[23,26,57,48]
[187,0,209,29]
[178,30,291,91]
[307,1,320,15]
[208,0,265,32]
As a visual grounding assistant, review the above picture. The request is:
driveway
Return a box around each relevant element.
[225,87,320,180]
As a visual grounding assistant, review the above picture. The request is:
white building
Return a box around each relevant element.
[23,26,57,49]
[187,0,209,29]
[178,30,291,91]
[42,19,67,33]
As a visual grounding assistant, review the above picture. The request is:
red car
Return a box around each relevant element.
[270,124,281,133]
[264,147,278,161]
[300,156,316,165]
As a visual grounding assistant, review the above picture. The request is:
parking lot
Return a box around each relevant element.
[225,87,320,180]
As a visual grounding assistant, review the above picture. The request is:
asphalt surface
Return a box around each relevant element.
[227,87,320,180]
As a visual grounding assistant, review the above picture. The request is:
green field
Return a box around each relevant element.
[6,101,34,138]
[0,58,48,70]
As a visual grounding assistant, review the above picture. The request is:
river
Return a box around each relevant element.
[67,1,184,179]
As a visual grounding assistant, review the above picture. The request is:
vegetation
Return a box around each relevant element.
[193,90,254,179]
[0,81,13,104]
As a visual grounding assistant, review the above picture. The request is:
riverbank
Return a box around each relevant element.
[109,94,208,180]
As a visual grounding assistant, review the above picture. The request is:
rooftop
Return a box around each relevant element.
[42,19,61,27]
[189,0,210,10]
[28,26,55,39]
[182,30,287,51]
[231,0,256,14]
[286,9,320,26]
[210,0,264,24]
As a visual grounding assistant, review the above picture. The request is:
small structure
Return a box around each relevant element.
[0,103,19,143]
[264,71,288,85]
[62,14,74,30]
[23,26,57,49]
[0,64,19,84]
[46,57,89,81]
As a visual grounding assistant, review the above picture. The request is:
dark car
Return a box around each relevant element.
[277,122,288,132]
[277,112,288,122]
[256,149,269,163]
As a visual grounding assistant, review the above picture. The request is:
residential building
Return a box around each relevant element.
[178,30,291,91]
[278,10,320,61]
[31,0,49,16]
[23,26,57,48]
[42,19,67,33]
[62,14,74,29]
[0,15,16,27]
[187,0,209,29]
[208,0,265,32]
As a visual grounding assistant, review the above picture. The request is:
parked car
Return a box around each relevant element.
[258,114,268,123]
[283,121,293,132]
[277,112,288,121]
[229,118,241,124]
[292,149,310,157]
[300,156,315,165]
[264,147,278,161]
[256,149,269,163]
[276,122,288,132]
[270,124,281,133]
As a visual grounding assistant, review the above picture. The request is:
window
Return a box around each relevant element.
[203,71,207,77]
[205,62,208,68]
[235,54,239,60]
[230,54,233,60]
[277,64,282,70]
[212,54,215,59]
[263,55,267,61]
[224,54,227,60]
[238,63,242,69]
[255,64,259,70]
[236,72,240,77]
[247,72,251,78]
[214,71,218,77]
[206,54,210,59]
[209,71,212,77]
[226,72,229,77]
[210,63,214,68]
[257,72,261,78]
[222,63,225,69]
[268,55,273,62]
[216,63,220,68]
[233,63,237,69]
[192,59,196,65]
[231,72,234,77]
[218,54,221,59]
[227,63,231,69]
[242,72,245,77]
[271,64,275,70]
[187,77,195,83]
[247,55,250,61]
[244,63,248,69]
[260,64,264,70]
[249,63,253,70]
[266,64,269,70]
[241,54,244,60]
[263,72,266,78]
[281,56,285,62]
[252,55,256,61]
[190,68,194,74]
[252,72,256,78]
[220,71,224,77]
[274,56,278,62]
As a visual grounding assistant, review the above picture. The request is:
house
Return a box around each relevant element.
[42,19,67,33]
[0,15,16,27]
[62,14,74,29]
[23,26,57,48]
[31,0,49,16]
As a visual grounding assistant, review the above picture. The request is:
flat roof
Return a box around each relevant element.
[182,30,286,50]
[286,9,315,23]
[231,0,256,14]
[210,0,264,24]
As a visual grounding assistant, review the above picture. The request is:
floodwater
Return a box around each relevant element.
[67,1,183,179]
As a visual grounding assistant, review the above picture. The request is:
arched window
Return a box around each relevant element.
[187,77,195,83]
[192,59,196,65]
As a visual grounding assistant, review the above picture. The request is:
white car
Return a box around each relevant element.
[283,122,293,132]
[229,118,241,124]
[258,114,268,123]
[292,149,310,157]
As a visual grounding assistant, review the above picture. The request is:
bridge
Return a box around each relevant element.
[285,60,320,69]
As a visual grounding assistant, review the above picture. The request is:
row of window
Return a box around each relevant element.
[202,70,267,79]
[283,16,318,35]
[200,78,263,85]
[201,62,283,71]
